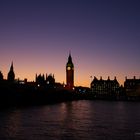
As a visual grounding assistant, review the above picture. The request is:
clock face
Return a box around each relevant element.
[67,67,71,70]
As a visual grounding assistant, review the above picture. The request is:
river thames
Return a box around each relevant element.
[0,100,140,140]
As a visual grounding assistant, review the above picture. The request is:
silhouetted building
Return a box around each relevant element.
[47,74,55,85]
[0,71,3,81]
[124,76,140,97]
[36,74,45,86]
[7,62,15,82]
[36,73,55,87]
[66,53,74,90]
[91,76,120,97]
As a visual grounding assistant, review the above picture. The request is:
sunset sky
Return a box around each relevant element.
[0,0,140,87]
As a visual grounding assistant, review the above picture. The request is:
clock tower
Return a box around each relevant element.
[66,53,74,90]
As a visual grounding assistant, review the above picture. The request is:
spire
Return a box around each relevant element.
[69,50,71,55]
[7,61,15,82]
[108,76,110,80]
[68,52,72,64]
[10,61,14,71]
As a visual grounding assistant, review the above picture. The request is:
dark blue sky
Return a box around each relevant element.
[0,0,140,86]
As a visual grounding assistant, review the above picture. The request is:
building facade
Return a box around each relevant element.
[91,76,120,98]
[124,76,140,97]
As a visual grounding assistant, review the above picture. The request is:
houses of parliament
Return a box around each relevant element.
[0,53,75,90]
[0,53,140,101]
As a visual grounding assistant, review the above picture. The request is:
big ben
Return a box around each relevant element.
[66,53,74,90]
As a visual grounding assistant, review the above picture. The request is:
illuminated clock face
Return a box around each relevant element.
[67,67,71,70]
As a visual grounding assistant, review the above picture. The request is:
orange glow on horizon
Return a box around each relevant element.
[1,67,126,88]
[0,52,139,88]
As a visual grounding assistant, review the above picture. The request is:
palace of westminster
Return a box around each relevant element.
[0,53,140,99]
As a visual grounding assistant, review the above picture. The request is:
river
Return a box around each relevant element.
[0,100,140,140]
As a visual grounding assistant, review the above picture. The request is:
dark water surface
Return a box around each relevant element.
[0,100,140,140]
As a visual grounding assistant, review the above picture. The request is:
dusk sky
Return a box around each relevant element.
[0,0,140,87]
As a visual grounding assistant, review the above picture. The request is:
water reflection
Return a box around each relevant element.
[0,109,22,139]
[0,101,140,140]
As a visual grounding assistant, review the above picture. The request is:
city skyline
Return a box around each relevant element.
[0,0,140,87]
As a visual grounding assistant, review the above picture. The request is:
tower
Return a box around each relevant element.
[0,71,3,81]
[66,53,74,90]
[7,62,15,82]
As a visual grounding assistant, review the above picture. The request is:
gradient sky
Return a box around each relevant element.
[0,0,140,87]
